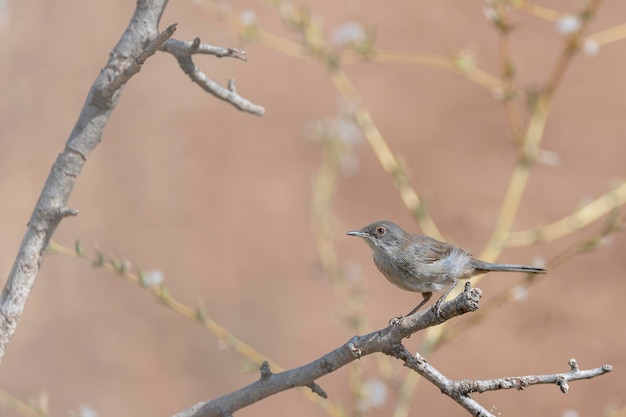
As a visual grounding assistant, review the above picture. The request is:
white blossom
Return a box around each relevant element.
[583,38,600,56]
[556,16,581,34]
[79,405,98,417]
[239,10,257,26]
[143,270,164,287]
[512,285,529,302]
[357,379,387,411]
[331,22,365,48]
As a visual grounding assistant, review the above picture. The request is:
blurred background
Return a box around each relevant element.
[0,0,624,416]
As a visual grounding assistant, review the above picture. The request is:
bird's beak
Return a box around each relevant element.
[346,230,369,238]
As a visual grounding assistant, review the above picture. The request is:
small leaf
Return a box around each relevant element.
[92,250,105,267]
[75,240,85,257]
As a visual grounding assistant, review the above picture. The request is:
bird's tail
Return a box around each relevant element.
[471,259,546,274]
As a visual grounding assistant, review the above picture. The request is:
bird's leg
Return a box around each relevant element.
[390,292,434,328]
[407,292,432,316]
[432,280,457,321]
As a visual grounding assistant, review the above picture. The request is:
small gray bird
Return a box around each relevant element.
[347,220,546,316]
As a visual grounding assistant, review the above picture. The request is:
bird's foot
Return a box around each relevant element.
[432,300,446,322]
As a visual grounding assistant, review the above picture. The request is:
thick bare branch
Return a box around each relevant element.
[0,0,174,365]
[103,23,178,99]
[0,0,266,367]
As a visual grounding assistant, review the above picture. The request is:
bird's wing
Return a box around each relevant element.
[413,236,458,263]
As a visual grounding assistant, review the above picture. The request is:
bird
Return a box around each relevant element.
[347,220,546,317]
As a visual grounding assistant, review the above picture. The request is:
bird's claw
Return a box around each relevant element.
[433,300,446,322]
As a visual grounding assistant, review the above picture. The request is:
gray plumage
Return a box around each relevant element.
[347,220,546,316]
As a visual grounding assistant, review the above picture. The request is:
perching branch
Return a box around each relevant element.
[174,282,611,417]
[174,284,482,417]
[0,0,263,365]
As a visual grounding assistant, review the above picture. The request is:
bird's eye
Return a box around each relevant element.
[375,226,387,236]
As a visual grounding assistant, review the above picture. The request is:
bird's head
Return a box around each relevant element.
[346,220,408,255]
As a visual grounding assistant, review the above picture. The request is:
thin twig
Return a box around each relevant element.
[391,345,611,416]
[451,359,612,394]
[160,38,265,115]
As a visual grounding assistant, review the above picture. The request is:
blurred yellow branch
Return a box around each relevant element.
[445,210,622,342]
[0,389,47,417]
[410,3,605,410]
[309,127,397,385]
[258,30,309,58]
[396,134,532,417]
[506,181,626,246]
[481,166,532,260]
[198,0,444,238]
[329,70,442,239]
[48,241,345,417]
[486,0,604,259]
[604,404,626,417]
[588,23,626,47]
[48,242,265,358]
[493,3,525,142]
[359,49,502,91]
[516,1,561,21]
[192,2,613,416]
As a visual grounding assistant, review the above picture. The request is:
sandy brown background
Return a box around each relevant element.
[0,0,624,416]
